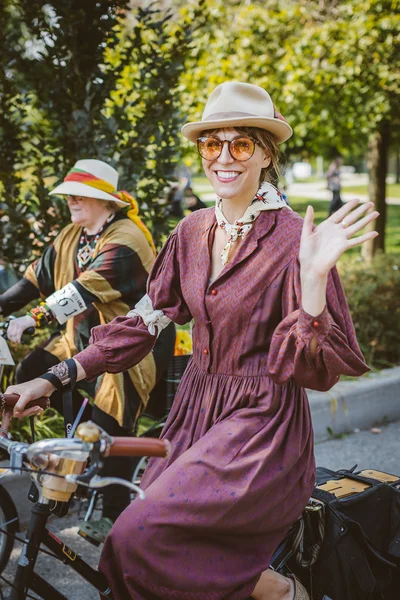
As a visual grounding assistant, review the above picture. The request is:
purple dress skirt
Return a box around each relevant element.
[76,208,369,599]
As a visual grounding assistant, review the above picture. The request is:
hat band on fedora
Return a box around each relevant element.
[203,111,259,121]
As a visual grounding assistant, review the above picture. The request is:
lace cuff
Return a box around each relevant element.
[127,294,171,337]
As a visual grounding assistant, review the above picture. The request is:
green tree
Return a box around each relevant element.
[0,0,36,267]
[0,0,207,268]
[281,0,400,257]
[179,0,400,256]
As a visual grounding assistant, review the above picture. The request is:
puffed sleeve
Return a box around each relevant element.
[74,227,192,379]
[267,257,369,391]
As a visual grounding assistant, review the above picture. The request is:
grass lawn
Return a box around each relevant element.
[342,183,400,198]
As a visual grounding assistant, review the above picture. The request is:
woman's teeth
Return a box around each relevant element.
[216,171,240,180]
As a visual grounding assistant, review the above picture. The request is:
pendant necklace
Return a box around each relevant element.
[77,214,114,269]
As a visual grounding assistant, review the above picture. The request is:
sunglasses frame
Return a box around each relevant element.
[196,136,258,162]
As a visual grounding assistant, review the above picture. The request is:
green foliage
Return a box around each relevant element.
[0,1,37,266]
[7,408,65,444]
[179,0,399,253]
[339,253,400,368]
[180,0,399,155]
[0,0,208,267]
[102,1,208,246]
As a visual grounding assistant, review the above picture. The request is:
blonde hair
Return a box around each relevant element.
[236,127,281,185]
[201,127,281,186]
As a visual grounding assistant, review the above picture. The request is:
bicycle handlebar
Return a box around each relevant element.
[106,437,170,458]
[0,319,35,338]
[0,432,170,462]
[1,393,50,412]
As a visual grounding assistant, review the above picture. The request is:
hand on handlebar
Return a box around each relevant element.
[6,315,36,343]
[5,379,55,419]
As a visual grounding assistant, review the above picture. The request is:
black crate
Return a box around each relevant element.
[166,354,192,409]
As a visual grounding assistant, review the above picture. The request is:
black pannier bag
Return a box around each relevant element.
[301,467,400,600]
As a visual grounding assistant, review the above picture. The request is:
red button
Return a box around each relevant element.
[203,349,208,355]
[211,289,217,296]
[312,320,319,328]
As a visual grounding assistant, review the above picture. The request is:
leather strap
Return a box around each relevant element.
[62,359,78,438]
[38,372,63,391]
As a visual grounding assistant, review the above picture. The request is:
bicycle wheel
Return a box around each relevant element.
[0,482,19,574]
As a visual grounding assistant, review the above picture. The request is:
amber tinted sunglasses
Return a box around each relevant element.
[196,136,257,162]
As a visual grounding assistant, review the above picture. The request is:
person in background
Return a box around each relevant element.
[0,260,18,294]
[327,156,344,216]
[167,179,185,217]
[0,159,175,544]
[281,160,294,206]
[183,186,207,213]
[7,83,378,599]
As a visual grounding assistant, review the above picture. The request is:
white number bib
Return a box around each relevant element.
[46,283,87,325]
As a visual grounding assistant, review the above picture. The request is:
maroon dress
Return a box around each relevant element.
[75,207,368,600]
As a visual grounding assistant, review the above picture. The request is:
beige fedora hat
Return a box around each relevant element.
[49,159,129,206]
[181,81,292,144]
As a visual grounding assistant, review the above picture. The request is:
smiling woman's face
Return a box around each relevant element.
[201,128,270,202]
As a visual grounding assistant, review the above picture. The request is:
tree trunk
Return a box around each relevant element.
[396,146,400,184]
[361,121,391,262]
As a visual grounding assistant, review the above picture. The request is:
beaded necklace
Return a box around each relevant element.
[77,213,114,269]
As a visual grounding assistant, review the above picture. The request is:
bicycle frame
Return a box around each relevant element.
[9,496,113,600]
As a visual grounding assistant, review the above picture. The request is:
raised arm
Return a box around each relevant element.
[267,260,369,391]
[267,199,378,391]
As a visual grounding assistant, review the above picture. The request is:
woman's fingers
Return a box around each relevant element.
[8,379,55,417]
[7,315,36,343]
[345,211,379,237]
[12,393,32,417]
[330,198,360,223]
[341,202,374,227]
[17,406,44,419]
[7,322,22,343]
[301,205,314,238]
[347,231,379,248]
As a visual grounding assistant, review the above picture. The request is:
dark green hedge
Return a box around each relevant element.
[339,253,400,369]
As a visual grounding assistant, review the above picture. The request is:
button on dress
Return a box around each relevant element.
[75,207,369,600]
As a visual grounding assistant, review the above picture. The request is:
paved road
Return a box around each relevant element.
[1,420,400,599]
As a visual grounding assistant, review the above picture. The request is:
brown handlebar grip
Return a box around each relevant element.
[1,393,50,412]
[107,437,170,458]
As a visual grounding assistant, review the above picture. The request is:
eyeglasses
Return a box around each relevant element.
[196,136,257,162]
